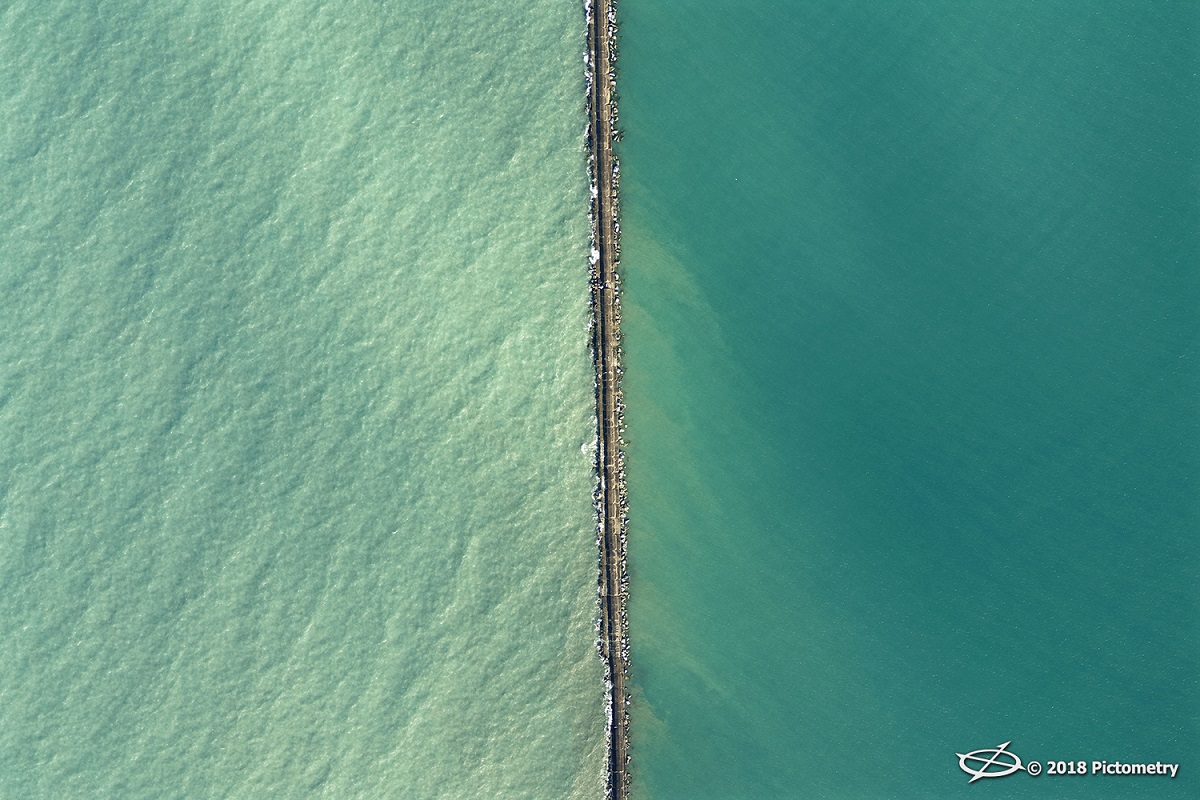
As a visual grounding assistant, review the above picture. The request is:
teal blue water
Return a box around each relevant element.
[0,2,605,797]
[620,2,1198,798]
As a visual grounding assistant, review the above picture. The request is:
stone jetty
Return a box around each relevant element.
[584,0,629,797]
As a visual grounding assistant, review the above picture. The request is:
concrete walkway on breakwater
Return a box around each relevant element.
[585,0,629,798]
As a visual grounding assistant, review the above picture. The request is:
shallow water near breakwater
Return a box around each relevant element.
[0,1,605,797]
[619,2,1198,798]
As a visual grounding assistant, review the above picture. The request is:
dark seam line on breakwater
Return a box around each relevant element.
[585,0,629,798]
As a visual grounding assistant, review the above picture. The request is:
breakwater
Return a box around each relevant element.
[584,0,629,797]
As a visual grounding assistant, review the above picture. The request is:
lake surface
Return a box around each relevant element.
[0,1,605,796]
[618,2,1198,797]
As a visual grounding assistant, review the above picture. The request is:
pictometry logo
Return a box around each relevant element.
[956,741,1180,782]
[957,742,1025,783]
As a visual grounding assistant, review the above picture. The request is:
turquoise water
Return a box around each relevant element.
[620,2,1198,798]
[0,1,605,797]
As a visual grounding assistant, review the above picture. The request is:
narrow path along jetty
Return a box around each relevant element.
[585,0,629,798]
